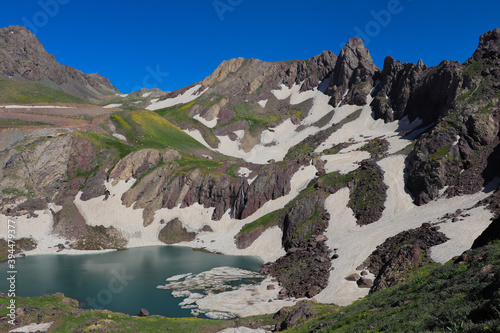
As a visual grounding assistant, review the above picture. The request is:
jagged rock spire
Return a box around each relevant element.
[326,37,379,106]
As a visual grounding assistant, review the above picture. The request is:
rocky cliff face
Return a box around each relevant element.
[0,26,120,101]
[326,37,379,106]
[404,29,500,204]
[116,154,308,226]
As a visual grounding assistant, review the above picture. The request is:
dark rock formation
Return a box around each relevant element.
[403,28,500,204]
[262,237,332,299]
[473,215,500,248]
[0,26,120,101]
[274,300,319,331]
[326,37,379,106]
[138,308,149,317]
[158,218,196,244]
[371,57,426,122]
[280,190,328,250]
[363,224,448,292]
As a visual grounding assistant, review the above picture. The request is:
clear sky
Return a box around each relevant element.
[1,0,499,93]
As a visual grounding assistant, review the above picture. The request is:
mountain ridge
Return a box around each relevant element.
[0,25,120,102]
[0,26,499,328]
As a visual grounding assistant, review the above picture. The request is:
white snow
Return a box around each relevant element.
[9,321,54,333]
[112,133,128,142]
[322,150,370,174]
[257,99,268,108]
[237,167,252,177]
[141,92,152,97]
[196,276,296,318]
[146,84,208,111]
[193,114,218,128]
[271,83,317,104]
[315,97,425,156]
[166,273,194,282]
[118,93,129,97]
[103,103,122,109]
[186,85,339,164]
[314,154,497,306]
[429,205,494,264]
[0,204,114,257]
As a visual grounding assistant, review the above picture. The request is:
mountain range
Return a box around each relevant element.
[0,25,499,332]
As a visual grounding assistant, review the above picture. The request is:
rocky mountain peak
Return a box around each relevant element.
[470,28,500,63]
[201,57,247,87]
[326,37,379,106]
[0,25,120,101]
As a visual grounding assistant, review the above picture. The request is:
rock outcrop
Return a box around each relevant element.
[0,26,120,101]
[158,218,196,244]
[404,29,500,204]
[363,224,449,292]
[119,156,308,226]
[326,37,379,106]
[262,235,332,298]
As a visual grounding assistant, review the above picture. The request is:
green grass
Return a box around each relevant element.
[176,156,222,169]
[76,131,134,159]
[0,118,53,128]
[431,145,451,159]
[1,187,33,197]
[0,78,87,104]
[464,60,486,76]
[224,163,242,178]
[238,209,284,234]
[226,101,279,134]
[111,110,208,153]
[0,295,275,333]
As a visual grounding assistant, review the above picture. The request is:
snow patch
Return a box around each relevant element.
[238,167,252,177]
[147,84,208,111]
[322,150,370,174]
[193,114,218,128]
[112,133,128,142]
[103,103,122,109]
[9,321,54,333]
[257,99,268,108]
[315,155,497,306]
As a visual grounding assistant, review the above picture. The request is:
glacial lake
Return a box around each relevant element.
[0,246,263,318]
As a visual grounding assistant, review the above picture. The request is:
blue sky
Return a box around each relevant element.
[1,0,499,93]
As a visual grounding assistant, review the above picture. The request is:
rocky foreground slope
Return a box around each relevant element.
[0,27,500,320]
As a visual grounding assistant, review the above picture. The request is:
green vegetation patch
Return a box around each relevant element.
[431,145,451,159]
[239,209,284,234]
[76,131,134,159]
[110,110,207,153]
[0,118,53,128]
[0,295,275,333]
[0,78,87,104]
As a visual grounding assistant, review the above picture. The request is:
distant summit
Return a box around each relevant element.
[0,25,120,102]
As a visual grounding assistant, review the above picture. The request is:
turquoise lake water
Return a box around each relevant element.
[0,246,263,318]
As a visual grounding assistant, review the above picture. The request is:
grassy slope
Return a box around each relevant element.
[0,78,87,104]
[0,295,275,333]
[110,110,208,153]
